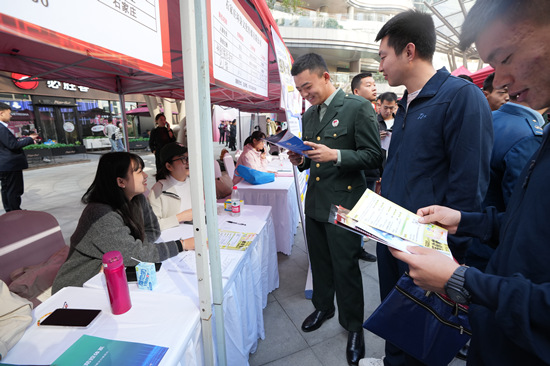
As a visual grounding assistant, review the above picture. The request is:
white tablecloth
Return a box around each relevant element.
[236,176,299,255]
[2,287,202,366]
[84,204,278,366]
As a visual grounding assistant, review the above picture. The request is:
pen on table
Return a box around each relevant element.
[227,220,246,226]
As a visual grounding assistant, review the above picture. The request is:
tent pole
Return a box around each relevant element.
[116,76,129,151]
[180,0,227,366]
[117,95,129,151]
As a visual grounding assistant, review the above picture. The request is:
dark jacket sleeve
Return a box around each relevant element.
[465,267,550,361]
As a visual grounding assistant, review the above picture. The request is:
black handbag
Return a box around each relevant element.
[364,273,471,366]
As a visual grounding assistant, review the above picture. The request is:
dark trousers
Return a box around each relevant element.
[0,170,24,212]
[377,243,427,366]
[219,131,225,143]
[305,216,364,332]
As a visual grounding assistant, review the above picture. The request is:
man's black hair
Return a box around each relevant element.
[457,74,474,83]
[291,53,328,77]
[351,73,374,93]
[459,0,549,51]
[483,73,495,92]
[375,10,436,62]
[379,92,398,104]
[0,102,11,111]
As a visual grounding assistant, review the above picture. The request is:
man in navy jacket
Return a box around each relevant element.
[374,10,493,365]
[0,103,37,212]
[393,1,550,364]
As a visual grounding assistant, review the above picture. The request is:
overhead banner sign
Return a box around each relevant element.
[270,27,302,120]
[0,0,171,78]
[208,0,268,97]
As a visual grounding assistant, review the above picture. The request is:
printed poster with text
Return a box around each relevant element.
[209,0,268,97]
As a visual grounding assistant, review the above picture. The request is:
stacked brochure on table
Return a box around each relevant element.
[50,335,167,366]
[264,129,312,155]
[330,189,452,258]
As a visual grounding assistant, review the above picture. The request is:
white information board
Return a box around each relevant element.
[2,0,166,68]
[210,0,268,97]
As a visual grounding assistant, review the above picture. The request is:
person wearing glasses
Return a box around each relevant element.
[52,152,193,293]
[148,142,193,231]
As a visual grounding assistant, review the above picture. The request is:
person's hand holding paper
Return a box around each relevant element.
[303,141,338,163]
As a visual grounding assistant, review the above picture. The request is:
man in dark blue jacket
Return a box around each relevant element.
[0,103,38,212]
[392,0,550,364]
[466,99,544,271]
[374,10,493,365]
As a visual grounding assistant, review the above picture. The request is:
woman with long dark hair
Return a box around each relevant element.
[52,152,193,293]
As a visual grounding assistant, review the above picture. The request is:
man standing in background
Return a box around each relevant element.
[0,103,38,212]
[149,113,176,173]
[483,72,510,111]
[351,72,381,263]
[104,117,117,152]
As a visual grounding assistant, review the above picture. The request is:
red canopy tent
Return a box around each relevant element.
[0,2,292,365]
[451,65,472,76]
[0,0,285,112]
[471,65,495,88]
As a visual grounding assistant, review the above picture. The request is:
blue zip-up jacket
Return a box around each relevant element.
[380,67,493,261]
[484,102,544,211]
[458,127,550,365]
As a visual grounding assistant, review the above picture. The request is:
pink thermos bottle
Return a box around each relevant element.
[102,251,132,315]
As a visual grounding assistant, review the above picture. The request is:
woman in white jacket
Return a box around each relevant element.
[148,143,193,231]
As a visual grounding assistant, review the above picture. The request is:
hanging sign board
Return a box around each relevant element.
[0,0,172,78]
[208,0,268,97]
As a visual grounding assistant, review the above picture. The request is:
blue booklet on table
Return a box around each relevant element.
[50,335,168,366]
[264,130,312,155]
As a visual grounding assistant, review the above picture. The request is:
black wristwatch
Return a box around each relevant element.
[444,265,471,305]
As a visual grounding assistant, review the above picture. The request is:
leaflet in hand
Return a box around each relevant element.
[264,129,312,155]
[330,189,452,258]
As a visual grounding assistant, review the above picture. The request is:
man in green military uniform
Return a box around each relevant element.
[289,53,382,366]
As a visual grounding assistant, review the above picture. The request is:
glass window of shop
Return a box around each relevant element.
[77,99,114,138]
[0,93,36,137]
[77,99,138,138]
[110,100,139,138]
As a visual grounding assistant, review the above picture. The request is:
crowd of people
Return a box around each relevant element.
[3,0,550,365]
[218,119,237,151]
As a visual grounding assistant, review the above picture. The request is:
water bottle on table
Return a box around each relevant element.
[102,251,132,315]
[231,185,241,216]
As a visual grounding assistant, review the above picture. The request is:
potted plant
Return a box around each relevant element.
[23,144,53,159]
[129,137,149,150]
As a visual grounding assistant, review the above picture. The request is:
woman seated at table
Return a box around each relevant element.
[233,131,269,184]
[52,152,194,294]
[148,142,192,230]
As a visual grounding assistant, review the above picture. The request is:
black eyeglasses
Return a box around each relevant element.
[172,156,189,164]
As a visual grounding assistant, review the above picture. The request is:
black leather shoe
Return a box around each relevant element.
[301,309,335,332]
[346,331,365,366]
[359,249,377,262]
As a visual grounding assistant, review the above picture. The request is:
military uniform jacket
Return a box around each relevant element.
[299,89,382,222]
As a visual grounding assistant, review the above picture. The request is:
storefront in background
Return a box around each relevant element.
[0,72,145,143]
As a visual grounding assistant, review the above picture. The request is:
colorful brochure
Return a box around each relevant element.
[330,189,452,258]
[50,335,167,366]
[264,129,312,155]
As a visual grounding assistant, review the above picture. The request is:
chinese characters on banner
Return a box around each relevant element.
[209,0,268,97]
